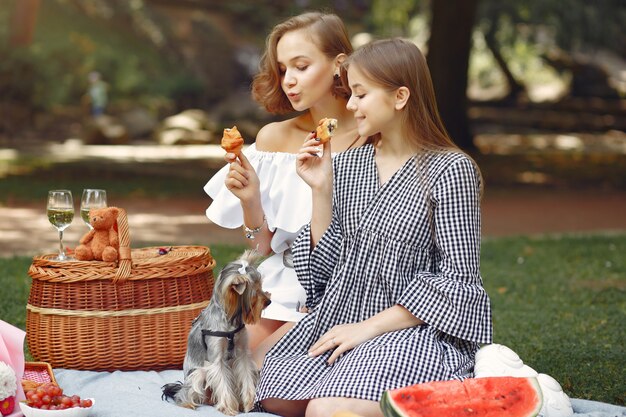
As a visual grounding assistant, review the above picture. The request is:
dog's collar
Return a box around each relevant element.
[201,323,245,356]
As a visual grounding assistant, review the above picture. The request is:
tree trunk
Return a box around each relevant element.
[9,0,40,47]
[484,19,526,102]
[427,0,479,150]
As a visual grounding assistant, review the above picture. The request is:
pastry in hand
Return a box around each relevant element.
[221,126,244,154]
[315,118,338,144]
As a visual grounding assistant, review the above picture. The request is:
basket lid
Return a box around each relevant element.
[28,246,215,283]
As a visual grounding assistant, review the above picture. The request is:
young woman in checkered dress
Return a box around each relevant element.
[255,38,493,417]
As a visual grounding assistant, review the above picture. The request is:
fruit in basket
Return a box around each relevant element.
[24,382,92,410]
[22,380,43,391]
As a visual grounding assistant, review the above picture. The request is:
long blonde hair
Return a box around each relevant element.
[252,12,353,114]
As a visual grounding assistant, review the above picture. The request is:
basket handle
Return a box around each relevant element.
[114,208,132,283]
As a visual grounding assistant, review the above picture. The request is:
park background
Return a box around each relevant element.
[0,0,624,407]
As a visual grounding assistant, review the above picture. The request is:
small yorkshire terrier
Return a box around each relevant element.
[162,250,271,415]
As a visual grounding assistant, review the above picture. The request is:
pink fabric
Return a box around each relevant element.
[0,320,26,403]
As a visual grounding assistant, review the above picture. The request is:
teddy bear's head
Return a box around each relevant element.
[88,206,119,230]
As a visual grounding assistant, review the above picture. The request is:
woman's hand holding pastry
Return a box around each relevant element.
[225,152,260,204]
[308,322,378,365]
[296,132,332,192]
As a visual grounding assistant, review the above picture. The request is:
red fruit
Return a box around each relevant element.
[81,399,93,408]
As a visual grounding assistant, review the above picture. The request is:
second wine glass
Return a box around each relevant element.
[80,189,107,229]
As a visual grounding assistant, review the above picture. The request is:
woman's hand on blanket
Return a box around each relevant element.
[225,151,261,203]
[296,132,333,193]
[308,322,377,364]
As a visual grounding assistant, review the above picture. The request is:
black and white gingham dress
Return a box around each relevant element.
[255,144,493,405]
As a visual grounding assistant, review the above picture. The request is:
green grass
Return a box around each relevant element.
[481,234,625,405]
[1,235,624,405]
[0,160,210,204]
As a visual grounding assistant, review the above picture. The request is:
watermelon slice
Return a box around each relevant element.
[381,376,543,417]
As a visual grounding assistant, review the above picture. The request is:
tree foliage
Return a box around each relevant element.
[476,0,626,99]
[2,0,623,146]
[477,0,625,55]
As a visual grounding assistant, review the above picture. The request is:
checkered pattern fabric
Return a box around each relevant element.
[255,144,493,405]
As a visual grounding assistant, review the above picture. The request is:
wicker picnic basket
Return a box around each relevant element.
[26,208,216,371]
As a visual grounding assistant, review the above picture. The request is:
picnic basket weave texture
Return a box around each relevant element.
[26,208,216,371]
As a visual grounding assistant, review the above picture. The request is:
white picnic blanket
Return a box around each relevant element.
[51,369,625,417]
[53,369,274,417]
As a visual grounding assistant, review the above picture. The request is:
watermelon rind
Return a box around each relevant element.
[380,390,402,417]
[380,377,543,417]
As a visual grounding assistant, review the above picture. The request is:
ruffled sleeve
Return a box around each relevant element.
[204,144,313,252]
[397,157,493,344]
[292,212,342,310]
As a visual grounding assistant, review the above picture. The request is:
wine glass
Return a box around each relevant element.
[80,189,107,229]
[47,190,74,261]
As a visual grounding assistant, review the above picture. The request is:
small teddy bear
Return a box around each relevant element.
[74,206,120,262]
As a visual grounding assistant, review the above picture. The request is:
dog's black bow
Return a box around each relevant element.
[201,323,245,358]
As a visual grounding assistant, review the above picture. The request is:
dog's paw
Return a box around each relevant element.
[216,404,239,416]
[242,399,254,413]
[180,402,197,410]
[241,387,256,412]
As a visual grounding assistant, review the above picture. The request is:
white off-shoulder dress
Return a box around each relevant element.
[204,144,309,322]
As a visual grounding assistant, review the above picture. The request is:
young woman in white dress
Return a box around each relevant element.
[204,12,365,367]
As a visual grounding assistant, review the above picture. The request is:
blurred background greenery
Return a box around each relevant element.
[1,0,624,151]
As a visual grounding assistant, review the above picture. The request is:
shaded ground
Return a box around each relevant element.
[2,189,625,258]
[1,139,625,258]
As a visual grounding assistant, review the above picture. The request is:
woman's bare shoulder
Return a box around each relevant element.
[255,116,309,153]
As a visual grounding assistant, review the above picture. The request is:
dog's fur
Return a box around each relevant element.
[162,250,270,414]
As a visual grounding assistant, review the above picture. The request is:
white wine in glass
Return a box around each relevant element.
[47,190,74,261]
[80,189,107,228]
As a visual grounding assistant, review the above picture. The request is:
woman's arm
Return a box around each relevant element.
[308,305,424,364]
[397,156,492,344]
[296,134,333,247]
[224,151,273,255]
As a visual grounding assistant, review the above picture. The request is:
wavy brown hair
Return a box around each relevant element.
[252,12,353,114]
